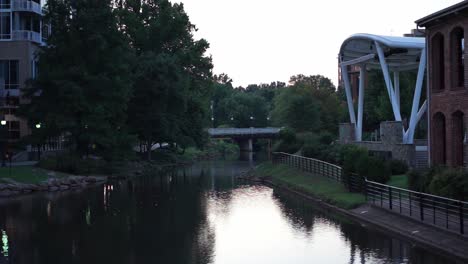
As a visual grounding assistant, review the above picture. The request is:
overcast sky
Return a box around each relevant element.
[178,0,462,87]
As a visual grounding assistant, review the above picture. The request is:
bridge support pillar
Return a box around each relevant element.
[238,138,253,152]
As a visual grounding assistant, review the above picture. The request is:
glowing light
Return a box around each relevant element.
[1,230,8,257]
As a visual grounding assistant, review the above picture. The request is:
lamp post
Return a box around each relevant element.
[250,116,254,128]
[1,119,6,167]
[35,123,41,161]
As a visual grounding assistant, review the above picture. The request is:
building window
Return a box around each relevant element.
[0,12,10,39]
[431,33,445,92]
[0,0,10,10]
[0,60,19,90]
[432,112,446,165]
[450,27,465,89]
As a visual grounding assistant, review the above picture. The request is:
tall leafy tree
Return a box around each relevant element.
[21,0,134,161]
[117,0,213,159]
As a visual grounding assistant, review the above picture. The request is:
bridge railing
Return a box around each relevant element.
[272,152,342,182]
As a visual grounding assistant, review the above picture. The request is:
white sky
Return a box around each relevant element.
[178,0,462,87]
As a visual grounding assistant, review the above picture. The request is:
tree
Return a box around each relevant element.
[118,0,213,159]
[21,0,135,161]
[271,74,343,134]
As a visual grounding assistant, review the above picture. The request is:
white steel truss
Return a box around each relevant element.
[339,33,427,144]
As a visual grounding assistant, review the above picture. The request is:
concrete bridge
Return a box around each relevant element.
[207,127,281,152]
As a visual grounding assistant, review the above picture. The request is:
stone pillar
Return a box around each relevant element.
[238,138,253,152]
[380,121,403,144]
[339,123,355,143]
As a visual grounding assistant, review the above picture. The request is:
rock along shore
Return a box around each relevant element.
[0,176,107,198]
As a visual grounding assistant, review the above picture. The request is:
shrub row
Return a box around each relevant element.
[273,128,408,184]
[408,167,468,201]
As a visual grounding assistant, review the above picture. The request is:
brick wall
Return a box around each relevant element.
[427,14,468,167]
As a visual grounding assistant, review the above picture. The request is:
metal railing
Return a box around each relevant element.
[366,180,467,235]
[272,152,342,182]
[12,30,42,44]
[272,152,467,236]
[12,0,42,14]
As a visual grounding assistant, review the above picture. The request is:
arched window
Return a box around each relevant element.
[432,112,446,165]
[431,33,445,92]
[450,27,464,89]
[451,111,464,167]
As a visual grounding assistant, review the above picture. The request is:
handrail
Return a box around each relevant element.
[273,152,466,235]
[273,152,342,170]
[366,179,468,205]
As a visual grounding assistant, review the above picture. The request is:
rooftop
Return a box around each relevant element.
[416,0,468,27]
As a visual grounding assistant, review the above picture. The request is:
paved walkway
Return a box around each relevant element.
[2,161,38,167]
[367,195,468,237]
[349,205,468,262]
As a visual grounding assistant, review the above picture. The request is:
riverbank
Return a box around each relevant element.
[253,162,468,262]
[0,166,107,197]
[253,162,365,209]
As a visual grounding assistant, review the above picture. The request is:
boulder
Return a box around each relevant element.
[48,186,59,192]
[60,185,70,191]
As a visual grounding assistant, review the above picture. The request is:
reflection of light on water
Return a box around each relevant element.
[1,230,8,257]
[86,205,91,226]
[47,201,52,218]
[103,184,114,210]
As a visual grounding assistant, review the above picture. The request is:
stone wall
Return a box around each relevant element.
[339,121,425,168]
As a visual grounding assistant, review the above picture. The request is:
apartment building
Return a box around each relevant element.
[0,0,46,142]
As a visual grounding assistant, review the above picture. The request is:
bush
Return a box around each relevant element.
[428,168,468,200]
[341,145,368,176]
[408,167,438,192]
[273,140,303,154]
[389,159,409,175]
[363,156,391,183]
[279,127,297,143]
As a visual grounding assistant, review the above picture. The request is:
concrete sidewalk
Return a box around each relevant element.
[349,205,468,262]
[2,161,38,167]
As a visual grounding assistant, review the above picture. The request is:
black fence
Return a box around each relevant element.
[367,180,467,235]
[272,152,342,182]
[271,152,467,236]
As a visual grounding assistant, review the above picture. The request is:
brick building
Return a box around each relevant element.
[416,1,468,167]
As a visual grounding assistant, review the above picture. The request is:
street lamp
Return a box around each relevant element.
[35,123,41,160]
[0,119,6,167]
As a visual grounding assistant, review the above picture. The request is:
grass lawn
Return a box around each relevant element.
[254,162,366,210]
[386,174,408,189]
[0,166,66,184]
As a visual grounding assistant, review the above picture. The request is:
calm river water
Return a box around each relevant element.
[0,161,461,264]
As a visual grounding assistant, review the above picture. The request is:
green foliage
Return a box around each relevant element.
[271,75,344,134]
[386,174,409,189]
[428,168,468,200]
[119,0,213,159]
[211,76,271,128]
[356,155,391,183]
[273,127,301,154]
[0,166,66,184]
[407,169,434,192]
[389,159,409,175]
[21,0,135,161]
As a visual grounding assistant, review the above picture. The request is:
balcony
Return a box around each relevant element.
[11,0,42,15]
[12,30,43,44]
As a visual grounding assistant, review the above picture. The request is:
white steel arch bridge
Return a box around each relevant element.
[339,33,427,144]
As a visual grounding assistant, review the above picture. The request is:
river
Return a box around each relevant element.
[0,161,461,264]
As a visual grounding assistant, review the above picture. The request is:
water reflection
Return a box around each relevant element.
[0,161,460,264]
